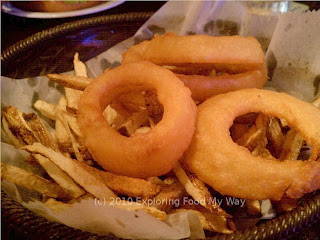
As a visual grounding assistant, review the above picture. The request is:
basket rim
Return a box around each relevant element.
[1,11,320,240]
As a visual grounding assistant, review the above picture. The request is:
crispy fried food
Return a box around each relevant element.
[278,97,320,161]
[236,113,268,151]
[34,100,56,120]
[183,89,320,200]
[21,143,117,200]
[23,112,58,150]
[96,170,162,198]
[173,162,227,215]
[33,154,85,198]
[78,61,197,178]
[122,33,264,68]
[151,181,186,211]
[46,74,92,91]
[279,129,304,161]
[73,52,88,77]
[246,200,261,216]
[175,65,267,102]
[2,106,38,146]
[171,203,234,234]
[122,33,267,102]
[266,117,284,157]
[1,162,66,199]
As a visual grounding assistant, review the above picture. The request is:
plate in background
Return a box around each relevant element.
[1,1,126,19]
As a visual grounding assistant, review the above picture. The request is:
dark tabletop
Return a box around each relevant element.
[1,1,320,240]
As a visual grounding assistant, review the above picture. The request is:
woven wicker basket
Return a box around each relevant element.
[2,12,320,239]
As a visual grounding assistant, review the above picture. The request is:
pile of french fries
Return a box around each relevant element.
[2,53,319,235]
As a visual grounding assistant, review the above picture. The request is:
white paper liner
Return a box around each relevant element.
[1,1,319,239]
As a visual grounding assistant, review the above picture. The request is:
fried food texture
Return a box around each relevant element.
[122,33,268,102]
[77,61,197,178]
[183,89,320,200]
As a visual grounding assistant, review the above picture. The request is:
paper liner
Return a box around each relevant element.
[1,1,319,239]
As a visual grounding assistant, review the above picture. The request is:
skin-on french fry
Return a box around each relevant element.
[2,106,38,146]
[34,100,56,120]
[236,113,269,151]
[23,112,59,151]
[2,117,24,147]
[173,162,227,215]
[266,117,284,158]
[21,143,117,201]
[151,181,187,211]
[279,129,304,161]
[97,170,162,198]
[1,162,66,199]
[33,154,85,198]
[46,74,92,91]
[144,90,163,124]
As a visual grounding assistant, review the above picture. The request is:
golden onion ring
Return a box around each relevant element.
[183,89,320,200]
[78,61,197,178]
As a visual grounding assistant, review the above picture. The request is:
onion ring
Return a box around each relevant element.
[78,61,197,178]
[183,89,320,200]
[176,65,267,102]
[122,33,268,102]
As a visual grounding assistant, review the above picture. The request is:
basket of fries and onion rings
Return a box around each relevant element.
[2,2,320,239]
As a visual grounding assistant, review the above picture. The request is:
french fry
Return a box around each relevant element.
[251,145,275,160]
[236,113,268,151]
[33,154,85,198]
[23,112,59,151]
[144,90,163,124]
[1,162,66,199]
[46,74,91,91]
[2,117,24,147]
[65,87,82,109]
[118,109,149,136]
[279,97,319,161]
[2,106,37,145]
[266,117,284,157]
[97,171,162,198]
[45,198,73,213]
[55,97,71,148]
[171,207,233,234]
[62,53,88,109]
[151,181,186,211]
[112,92,146,115]
[173,162,227,215]
[56,108,83,162]
[279,129,304,161]
[73,52,88,77]
[21,143,117,200]
[34,100,56,120]
[246,199,261,216]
